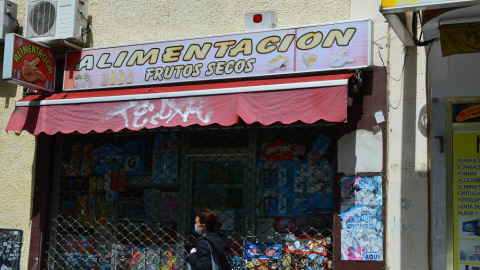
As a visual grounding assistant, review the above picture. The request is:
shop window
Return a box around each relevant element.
[47,124,335,269]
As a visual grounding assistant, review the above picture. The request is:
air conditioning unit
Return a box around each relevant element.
[0,0,18,39]
[25,0,89,44]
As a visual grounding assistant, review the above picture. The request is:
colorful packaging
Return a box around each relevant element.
[129,246,146,269]
[74,236,95,255]
[245,243,281,269]
[96,197,115,225]
[92,143,124,175]
[159,246,177,270]
[124,139,146,176]
[81,143,95,175]
[306,134,331,160]
[256,187,289,216]
[77,196,95,225]
[144,246,162,269]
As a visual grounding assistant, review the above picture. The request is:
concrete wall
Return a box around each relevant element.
[351,0,429,269]
[0,1,35,269]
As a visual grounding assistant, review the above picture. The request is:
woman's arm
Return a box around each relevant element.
[187,240,212,270]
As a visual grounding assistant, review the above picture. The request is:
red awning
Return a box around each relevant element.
[6,74,352,135]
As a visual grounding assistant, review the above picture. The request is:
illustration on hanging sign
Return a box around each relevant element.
[2,33,56,93]
[64,20,372,91]
[0,228,23,270]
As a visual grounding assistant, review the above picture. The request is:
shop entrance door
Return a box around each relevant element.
[184,147,256,244]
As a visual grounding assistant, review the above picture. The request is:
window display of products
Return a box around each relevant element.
[48,126,349,269]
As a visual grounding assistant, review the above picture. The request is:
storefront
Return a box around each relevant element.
[4,19,387,270]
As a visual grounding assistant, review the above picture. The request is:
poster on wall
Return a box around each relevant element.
[453,131,480,270]
[340,176,383,261]
[0,228,23,270]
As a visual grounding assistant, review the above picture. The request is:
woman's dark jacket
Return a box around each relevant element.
[187,231,230,270]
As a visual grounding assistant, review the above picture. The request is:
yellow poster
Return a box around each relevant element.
[453,131,480,269]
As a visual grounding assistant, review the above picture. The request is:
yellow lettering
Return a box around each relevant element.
[257,36,280,54]
[97,53,112,69]
[322,28,356,48]
[278,34,295,52]
[114,51,129,67]
[75,55,95,71]
[214,40,236,58]
[162,46,184,63]
[297,32,323,50]
[183,43,212,61]
[127,48,160,66]
[229,39,252,57]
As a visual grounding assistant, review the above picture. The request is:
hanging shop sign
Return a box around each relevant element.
[64,19,372,91]
[2,34,56,93]
[381,0,478,12]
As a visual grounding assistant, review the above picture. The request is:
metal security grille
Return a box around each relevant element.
[46,123,336,269]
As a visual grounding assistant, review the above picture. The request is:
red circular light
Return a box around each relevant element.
[253,14,263,23]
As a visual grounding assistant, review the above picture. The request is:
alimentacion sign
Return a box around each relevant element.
[64,19,371,91]
[2,33,56,93]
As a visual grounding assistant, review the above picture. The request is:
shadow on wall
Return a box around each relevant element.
[0,80,20,109]
[399,45,429,270]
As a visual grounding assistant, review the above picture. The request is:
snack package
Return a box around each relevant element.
[93,143,124,175]
[306,134,331,160]
[124,139,146,176]
[96,197,115,225]
[159,245,177,270]
[245,243,281,269]
[129,246,147,270]
[256,187,289,216]
[77,196,95,225]
[144,246,162,269]
[284,234,331,270]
